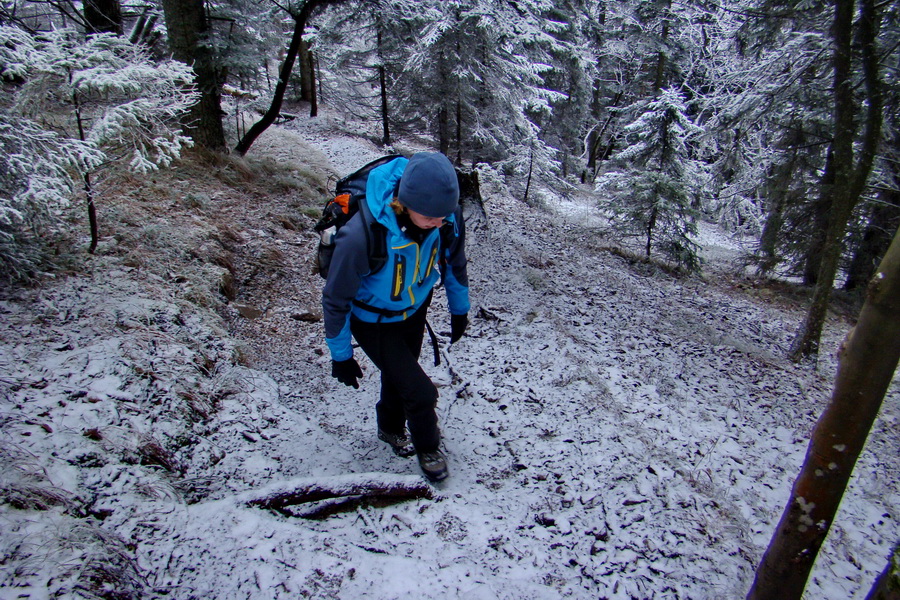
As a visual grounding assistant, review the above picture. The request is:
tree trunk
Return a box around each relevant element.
[789,0,882,361]
[298,38,313,103]
[865,544,900,600]
[844,188,900,292]
[128,8,159,45]
[757,196,784,274]
[653,0,671,93]
[438,105,450,155]
[73,93,99,253]
[310,51,318,118]
[802,149,836,285]
[646,205,658,258]
[234,0,342,156]
[748,225,900,600]
[436,45,450,155]
[243,474,433,518]
[758,119,805,275]
[84,0,122,35]
[379,64,390,146]
[523,144,534,204]
[376,28,390,146]
[161,0,227,151]
[456,97,462,166]
[584,128,598,184]
[83,173,98,254]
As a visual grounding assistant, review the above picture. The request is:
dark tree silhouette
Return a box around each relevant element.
[789,0,882,361]
[235,0,344,156]
[161,0,227,151]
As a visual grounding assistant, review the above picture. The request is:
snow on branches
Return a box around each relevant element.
[1,26,199,172]
[0,25,200,281]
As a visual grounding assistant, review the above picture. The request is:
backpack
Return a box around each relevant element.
[314,155,402,279]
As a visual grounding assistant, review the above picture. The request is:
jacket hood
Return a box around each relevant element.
[365,156,409,237]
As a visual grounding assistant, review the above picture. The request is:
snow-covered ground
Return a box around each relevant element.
[0,111,896,600]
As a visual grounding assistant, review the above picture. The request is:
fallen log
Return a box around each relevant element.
[240,473,433,517]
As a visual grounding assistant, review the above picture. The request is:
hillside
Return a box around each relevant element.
[0,113,896,600]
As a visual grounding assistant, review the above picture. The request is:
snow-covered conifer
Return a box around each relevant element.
[316,0,565,188]
[0,115,104,280]
[596,88,703,271]
[697,3,833,274]
[0,25,199,279]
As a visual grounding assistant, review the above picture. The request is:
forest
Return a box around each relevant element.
[1,0,899,599]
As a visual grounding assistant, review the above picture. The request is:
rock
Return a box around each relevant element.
[235,304,265,319]
[291,312,321,322]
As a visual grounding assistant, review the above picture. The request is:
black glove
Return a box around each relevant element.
[332,358,363,389]
[450,313,469,344]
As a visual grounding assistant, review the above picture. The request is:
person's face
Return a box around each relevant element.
[407,208,445,229]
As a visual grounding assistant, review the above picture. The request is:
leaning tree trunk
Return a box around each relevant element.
[161,0,227,151]
[235,0,342,156]
[747,227,900,599]
[789,0,882,361]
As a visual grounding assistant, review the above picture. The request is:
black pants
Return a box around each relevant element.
[350,298,440,454]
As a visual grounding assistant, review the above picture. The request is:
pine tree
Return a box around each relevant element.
[0,25,199,267]
[698,1,833,271]
[595,88,703,271]
[390,0,565,178]
[312,2,414,146]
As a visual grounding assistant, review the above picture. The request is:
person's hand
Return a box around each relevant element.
[332,358,363,388]
[450,313,468,344]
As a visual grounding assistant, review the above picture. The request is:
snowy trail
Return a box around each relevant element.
[3,115,894,600]
[224,117,899,599]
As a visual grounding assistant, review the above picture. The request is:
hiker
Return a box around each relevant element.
[322,152,470,482]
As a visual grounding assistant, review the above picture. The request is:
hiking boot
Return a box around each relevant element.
[418,450,449,482]
[377,429,416,457]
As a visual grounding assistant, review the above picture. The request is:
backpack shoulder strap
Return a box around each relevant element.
[439,206,463,253]
[357,195,388,275]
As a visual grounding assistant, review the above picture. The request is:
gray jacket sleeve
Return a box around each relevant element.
[322,213,370,360]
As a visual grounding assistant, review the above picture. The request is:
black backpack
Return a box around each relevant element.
[314,155,402,279]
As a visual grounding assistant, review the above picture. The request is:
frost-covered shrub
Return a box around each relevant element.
[0,115,104,280]
[1,26,198,170]
[0,25,199,282]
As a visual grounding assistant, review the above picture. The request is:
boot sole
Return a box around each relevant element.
[422,468,449,482]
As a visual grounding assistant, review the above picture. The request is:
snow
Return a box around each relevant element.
[0,109,897,600]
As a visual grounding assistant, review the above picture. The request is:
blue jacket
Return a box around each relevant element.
[322,157,470,361]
